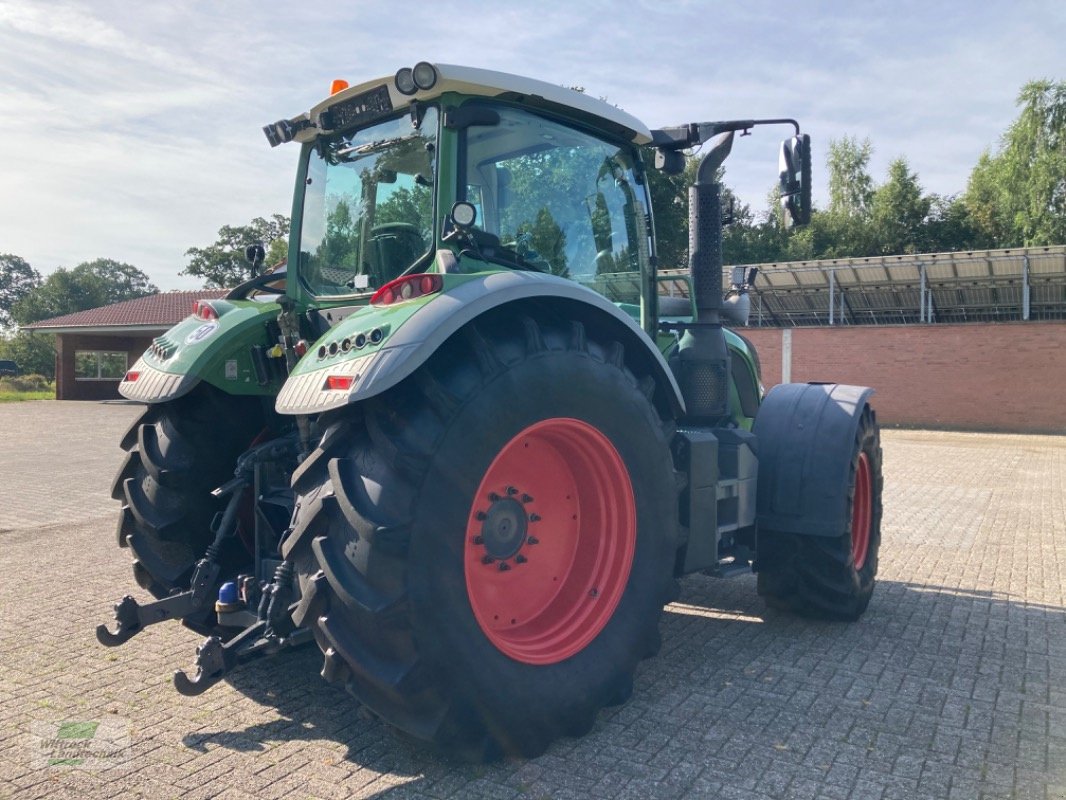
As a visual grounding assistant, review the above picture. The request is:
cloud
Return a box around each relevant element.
[0,0,1061,289]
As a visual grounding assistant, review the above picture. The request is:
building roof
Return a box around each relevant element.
[23,289,228,334]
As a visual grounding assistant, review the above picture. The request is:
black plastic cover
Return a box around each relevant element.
[753,383,875,537]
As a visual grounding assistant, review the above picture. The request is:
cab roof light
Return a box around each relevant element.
[370,273,443,307]
[411,62,437,91]
[330,79,349,96]
[394,67,416,95]
[395,62,437,96]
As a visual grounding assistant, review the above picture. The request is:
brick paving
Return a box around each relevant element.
[0,401,1064,799]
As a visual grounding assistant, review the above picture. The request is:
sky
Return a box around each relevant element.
[0,0,1062,290]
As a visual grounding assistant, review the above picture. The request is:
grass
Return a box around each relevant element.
[0,389,54,402]
[0,375,55,402]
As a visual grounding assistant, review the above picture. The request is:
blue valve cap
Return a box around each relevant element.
[218,581,238,605]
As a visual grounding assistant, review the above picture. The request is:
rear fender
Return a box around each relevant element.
[753,383,875,537]
[119,300,283,403]
[276,270,685,417]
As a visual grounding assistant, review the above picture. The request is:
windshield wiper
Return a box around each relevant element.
[335,136,410,159]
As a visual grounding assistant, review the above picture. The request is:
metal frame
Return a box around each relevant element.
[660,245,1066,326]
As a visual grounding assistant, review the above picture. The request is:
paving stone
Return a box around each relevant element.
[0,404,1064,798]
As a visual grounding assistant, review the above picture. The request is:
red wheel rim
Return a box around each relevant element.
[851,451,873,570]
[464,418,636,665]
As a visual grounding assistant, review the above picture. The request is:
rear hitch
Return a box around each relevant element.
[96,466,251,646]
[172,615,312,696]
[173,559,307,696]
[96,556,221,646]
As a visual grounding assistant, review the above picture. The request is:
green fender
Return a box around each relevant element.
[119,299,283,403]
[276,270,686,417]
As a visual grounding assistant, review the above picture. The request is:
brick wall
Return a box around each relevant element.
[739,321,1066,433]
[56,333,152,401]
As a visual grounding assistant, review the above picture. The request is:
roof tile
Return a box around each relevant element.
[23,290,229,330]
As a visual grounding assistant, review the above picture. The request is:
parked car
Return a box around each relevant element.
[0,360,19,376]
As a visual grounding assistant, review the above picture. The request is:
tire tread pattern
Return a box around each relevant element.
[287,310,679,760]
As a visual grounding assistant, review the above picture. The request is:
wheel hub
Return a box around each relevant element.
[479,495,529,560]
[464,418,636,665]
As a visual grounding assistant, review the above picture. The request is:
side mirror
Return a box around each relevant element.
[245,242,266,275]
[654,148,685,175]
[779,133,811,227]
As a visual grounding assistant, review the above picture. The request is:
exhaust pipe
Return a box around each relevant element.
[672,133,734,423]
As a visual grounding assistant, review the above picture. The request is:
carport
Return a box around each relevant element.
[23,290,225,400]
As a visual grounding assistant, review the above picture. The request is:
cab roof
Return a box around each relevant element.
[297,63,654,146]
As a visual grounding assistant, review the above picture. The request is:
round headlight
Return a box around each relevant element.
[394,67,416,95]
[411,61,437,91]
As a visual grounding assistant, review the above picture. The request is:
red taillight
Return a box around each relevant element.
[192,300,218,320]
[371,274,443,306]
[124,371,140,383]
[325,375,355,391]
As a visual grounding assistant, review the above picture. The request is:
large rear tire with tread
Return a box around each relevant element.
[111,385,268,622]
[285,309,678,760]
[756,404,882,620]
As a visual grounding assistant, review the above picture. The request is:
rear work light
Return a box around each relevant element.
[371,273,443,307]
[325,375,356,391]
[192,300,218,320]
[123,371,140,383]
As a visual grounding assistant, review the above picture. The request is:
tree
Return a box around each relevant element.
[0,254,41,329]
[183,214,290,288]
[12,259,157,325]
[0,331,56,379]
[964,79,1066,246]
[870,157,931,254]
[643,149,693,270]
[827,136,875,218]
[922,194,987,253]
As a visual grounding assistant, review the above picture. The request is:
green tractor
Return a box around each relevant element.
[98,63,882,760]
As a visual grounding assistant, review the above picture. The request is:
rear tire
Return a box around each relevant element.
[756,404,882,620]
[285,311,678,759]
[111,385,268,629]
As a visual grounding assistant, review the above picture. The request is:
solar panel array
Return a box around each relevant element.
[659,245,1066,326]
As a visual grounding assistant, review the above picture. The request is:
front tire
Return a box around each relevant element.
[285,311,678,759]
[756,404,883,620]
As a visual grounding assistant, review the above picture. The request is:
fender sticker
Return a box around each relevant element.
[185,322,219,344]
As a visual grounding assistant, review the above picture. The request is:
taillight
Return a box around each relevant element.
[325,375,355,391]
[371,274,443,306]
[192,300,218,320]
[124,371,140,382]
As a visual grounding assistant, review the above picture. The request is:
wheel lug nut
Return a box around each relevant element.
[476,511,487,521]
[589,588,599,598]
[498,561,510,571]
[527,536,539,545]
[472,536,484,545]
[529,513,541,522]
[489,492,501,502]
[506,486,518,496]
[515,554,527,564]
[482,555,495,565]
[521,494,533,504]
